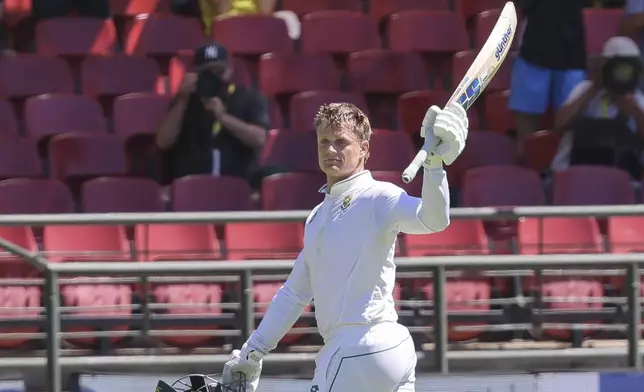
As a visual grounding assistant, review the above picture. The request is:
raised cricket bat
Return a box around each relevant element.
[401,1,517,183]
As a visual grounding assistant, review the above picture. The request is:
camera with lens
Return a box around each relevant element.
[602,56,642,95]
[196,69,225,98]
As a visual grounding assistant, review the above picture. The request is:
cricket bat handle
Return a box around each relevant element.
[401,137,439,183]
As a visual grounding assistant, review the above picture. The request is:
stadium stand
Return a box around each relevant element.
[1,4,644,385]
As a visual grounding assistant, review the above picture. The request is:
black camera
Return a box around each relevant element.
[196,69,225,98]
[602,56,642,95]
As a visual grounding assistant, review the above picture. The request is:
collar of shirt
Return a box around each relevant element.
[318,170,373,197]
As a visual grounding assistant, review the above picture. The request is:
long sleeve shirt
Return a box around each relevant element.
[247,168,450,353]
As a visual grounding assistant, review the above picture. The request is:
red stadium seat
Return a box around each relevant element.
[445,131,517,189]
[24,94,106,143]
[371,170,421,197]
[484,90,514,132]
[48,134,128,186]
[0,100,19,136]
[462,166,545,251]
[113,92,171,139]
[347,50,429,128]
[518,217,604,339]
[347,50,428,93]
[35,18,117,57]
[171,175,253,212]
[300,11,380,69]
[124,14,205,70]
[261,172,325,210]
[523,130,562,173]
[583,8,624,56]
[388,10,468,87]
[607,216,644,301]
[553,166,635,206]
[260,129,319,172]
[0,226,40,348]
[289,91,368,132]
[81,55,160,113]
[168,53,251,95]
[225,223,304,260]
[608,216,644,254]
[259,53,341,97]
[43,224,131,346]
[135,223,222,347]
[404,219,489,256]
[366,131,415,171]
[462,166,545,207]
[81,177,164,212]
[281,0,363,15]
[370,0,449,22]
[211,15,293,56]
[0,138,42,180]
[0,178,73,214]
[397,90,452,137]
[453,0,508,22]
[0,55,73,99]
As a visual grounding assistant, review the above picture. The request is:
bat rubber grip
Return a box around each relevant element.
[402,148,428,183]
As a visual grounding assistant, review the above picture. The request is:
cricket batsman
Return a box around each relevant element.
[222,102,468,392]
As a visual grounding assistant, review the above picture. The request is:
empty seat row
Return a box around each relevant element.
[0,164,638,216]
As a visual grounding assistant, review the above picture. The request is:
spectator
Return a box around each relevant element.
[509,0,590,157]
[551,36,644,177]
[171,0,300,39]
[156,42,270,186]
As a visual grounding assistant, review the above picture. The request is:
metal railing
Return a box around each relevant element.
[0,205,644,392]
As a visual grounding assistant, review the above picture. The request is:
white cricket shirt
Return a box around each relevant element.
[247,168,450,352]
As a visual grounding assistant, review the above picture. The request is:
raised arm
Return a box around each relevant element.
[375,103,469,235]
[374,167,450,234]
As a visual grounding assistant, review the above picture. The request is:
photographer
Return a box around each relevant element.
[156,42,270,185]
[551,36,644,175]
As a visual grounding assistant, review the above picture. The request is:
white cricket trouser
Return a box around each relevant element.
[310,323,417,392]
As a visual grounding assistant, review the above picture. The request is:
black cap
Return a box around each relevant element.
[194,42,229,66]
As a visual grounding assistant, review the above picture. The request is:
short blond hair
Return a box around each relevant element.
[314,102,372,141]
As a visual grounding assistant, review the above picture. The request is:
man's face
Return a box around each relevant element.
[196,61,232,82]
[316,124,368,180]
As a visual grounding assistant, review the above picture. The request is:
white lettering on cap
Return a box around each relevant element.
[205,45,218,60]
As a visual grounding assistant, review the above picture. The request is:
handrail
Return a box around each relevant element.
[0,204,642,226]
[45,253,644,274]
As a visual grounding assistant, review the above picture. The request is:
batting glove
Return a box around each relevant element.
[222,343,265,392]
[420,104,469,167]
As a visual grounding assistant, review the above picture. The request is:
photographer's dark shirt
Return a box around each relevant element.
[167,84,270,182]
[519,0,591,70]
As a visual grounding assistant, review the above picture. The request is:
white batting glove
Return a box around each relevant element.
[221,343,265,392]
[420,104,469,166]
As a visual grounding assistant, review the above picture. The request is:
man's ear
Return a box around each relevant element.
[361,140,370,162]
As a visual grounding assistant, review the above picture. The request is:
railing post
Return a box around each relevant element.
[626,262,642,369]
[240,270,254,344]
[45,269,62,392]
[432,266,448,373]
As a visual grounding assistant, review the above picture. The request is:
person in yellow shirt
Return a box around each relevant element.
[198,0,299,39]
